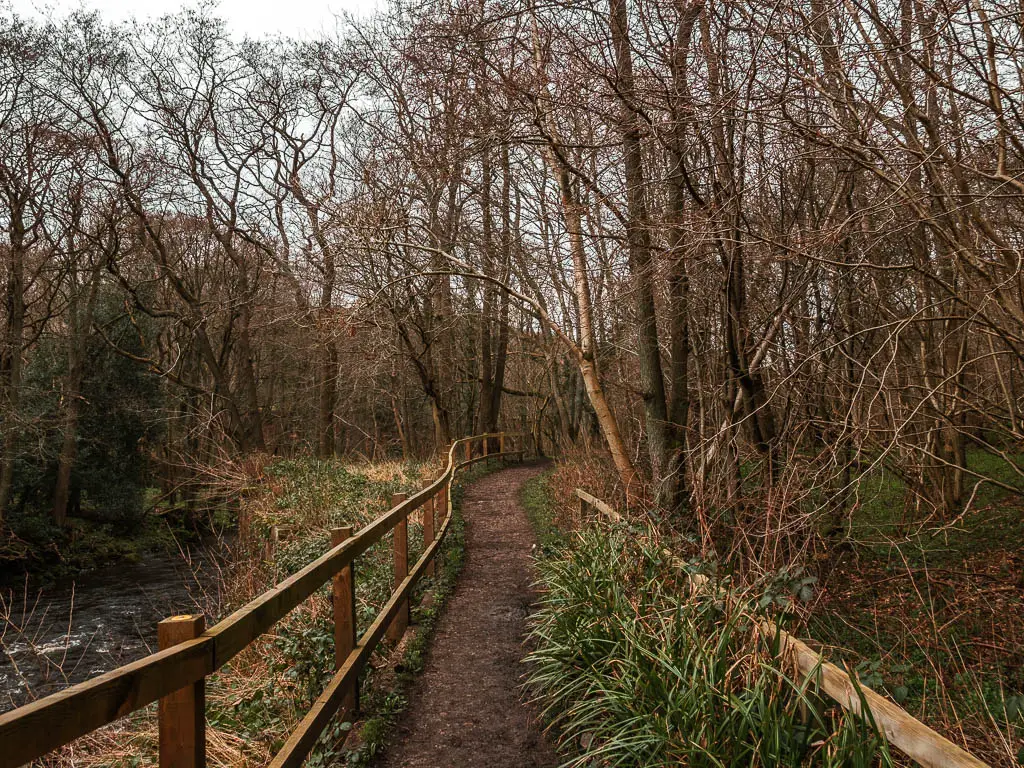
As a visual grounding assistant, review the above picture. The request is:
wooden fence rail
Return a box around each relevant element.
[0,433,523,768]
[574,489,990,768]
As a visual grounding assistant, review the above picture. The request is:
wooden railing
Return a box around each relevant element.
[0,433,524,768]
[575,488,991,768]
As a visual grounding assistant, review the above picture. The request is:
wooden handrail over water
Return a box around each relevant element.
[0,433,523,768]
[574,488,991,768]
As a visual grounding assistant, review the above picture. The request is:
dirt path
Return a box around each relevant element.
[374,461,559,768]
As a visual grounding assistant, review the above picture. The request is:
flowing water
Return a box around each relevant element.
[0,540,229,713]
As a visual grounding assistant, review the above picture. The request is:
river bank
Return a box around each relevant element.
[0,534,231,712]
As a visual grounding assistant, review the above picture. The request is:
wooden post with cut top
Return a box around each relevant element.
[387,492,409,642]
[422,481,435,577]
[331,526,358,714]
[465,440,471,462]
[158,614,205,768]
[482,435,489,457]
[499,431,505,455]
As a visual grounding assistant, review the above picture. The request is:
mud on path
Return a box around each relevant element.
[373,460,559,768]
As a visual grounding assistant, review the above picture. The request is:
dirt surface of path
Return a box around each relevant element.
[374,461,559,768]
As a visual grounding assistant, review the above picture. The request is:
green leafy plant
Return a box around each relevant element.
[526,527,894,767]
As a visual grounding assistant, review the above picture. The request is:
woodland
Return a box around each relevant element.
[1,0,1024,763]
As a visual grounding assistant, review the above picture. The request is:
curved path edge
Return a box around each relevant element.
[371,460,558,768]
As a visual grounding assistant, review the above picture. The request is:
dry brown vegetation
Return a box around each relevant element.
[2,0,1024,762]
[27,456,437,767]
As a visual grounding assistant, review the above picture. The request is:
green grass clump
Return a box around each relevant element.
[520,467,563,554]
[527,527,894,767]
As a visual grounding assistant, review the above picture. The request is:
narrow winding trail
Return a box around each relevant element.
[374,461,559,768]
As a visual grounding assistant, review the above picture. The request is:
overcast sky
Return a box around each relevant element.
[4,0,384,38]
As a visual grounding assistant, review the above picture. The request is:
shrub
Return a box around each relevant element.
[526,527,893,767]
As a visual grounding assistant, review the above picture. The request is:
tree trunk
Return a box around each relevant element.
[316,272,337,459]
[488,144,513,431]
[530,30,639,495]
[476,146,496,435]
[660,0,702,516]
[553,163,639,496]
[609,0,673,508]
[235,303,266,453]
[318,335,338,458]
[317,246,337,458]
[53,258,103,525]
[52,394,83,527]
[0,212,26,521]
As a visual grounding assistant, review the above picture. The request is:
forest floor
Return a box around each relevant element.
[528,454,1023,764]
[369,460,558,768]
[811,454,1024,764]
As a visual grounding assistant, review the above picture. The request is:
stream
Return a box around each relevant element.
[0,540,230,713]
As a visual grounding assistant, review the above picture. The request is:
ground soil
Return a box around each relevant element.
[812,505,1024,765]
[373,460,559,768]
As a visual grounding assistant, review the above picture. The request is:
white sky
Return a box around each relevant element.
[4,0,385,38]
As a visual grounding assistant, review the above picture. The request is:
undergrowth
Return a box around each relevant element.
[520,467,563,555]
[538,447,1022,764]
[526,526,895,767]
[810,450,1024,764]
[342,457,503,765]
[37,455,472,767]
[0,501,201,585]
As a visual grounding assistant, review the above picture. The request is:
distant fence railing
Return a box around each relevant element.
[0,433,524,768]
[574,488,990,768]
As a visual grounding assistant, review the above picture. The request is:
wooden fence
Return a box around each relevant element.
[575,488,991,768]
[0,433,523,768]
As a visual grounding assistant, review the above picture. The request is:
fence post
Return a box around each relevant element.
[158,614,205,768]
[265,526,276,561]
[387,492,409,642]
[331,526,358,714]
[422,481,435,577]
[465,440,471,462]
[499,431,505,455]
[482,436,489,458]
